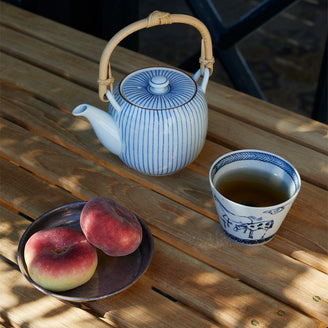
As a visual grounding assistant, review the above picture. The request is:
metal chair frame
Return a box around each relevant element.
[182,0,327,123]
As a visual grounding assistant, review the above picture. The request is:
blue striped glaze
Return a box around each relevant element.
[110,67,208,176]
[120,67,196,109]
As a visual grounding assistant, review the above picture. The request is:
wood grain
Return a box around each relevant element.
[1,3,327,327]
[1,87,327,272]
[0,51,327,190]
[0,118,327,323]
[1,1,327,154]
[0,156,78,218]
[0,190,320,327]
[0,174,220,327]
[0,261,114,328]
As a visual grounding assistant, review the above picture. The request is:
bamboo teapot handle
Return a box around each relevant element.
[98,11,214,102]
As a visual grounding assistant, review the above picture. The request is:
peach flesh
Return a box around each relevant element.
[81,197,143,256]
[24,227,98,292]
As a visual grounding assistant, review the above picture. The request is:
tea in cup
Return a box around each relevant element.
[209,150,301,245]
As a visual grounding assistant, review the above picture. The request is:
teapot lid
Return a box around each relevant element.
[119,67,197,110]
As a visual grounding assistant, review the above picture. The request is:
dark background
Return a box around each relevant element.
[3,0,327,120]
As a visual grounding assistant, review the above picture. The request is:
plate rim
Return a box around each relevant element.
[17,201,154,302]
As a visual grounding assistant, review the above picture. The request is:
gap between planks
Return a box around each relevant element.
[0,6,327,155]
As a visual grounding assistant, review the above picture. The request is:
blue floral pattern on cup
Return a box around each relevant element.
[214,194,277,244]
[209,150,301,246]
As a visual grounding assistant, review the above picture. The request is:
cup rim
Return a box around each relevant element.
[209,149,301,209]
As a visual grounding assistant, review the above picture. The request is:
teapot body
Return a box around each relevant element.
[111,72,208,176]
[75,12,215,176]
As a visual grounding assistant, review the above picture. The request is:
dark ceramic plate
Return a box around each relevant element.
[17,202,154,302]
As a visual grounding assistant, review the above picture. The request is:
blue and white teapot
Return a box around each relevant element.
[73,11,214,176]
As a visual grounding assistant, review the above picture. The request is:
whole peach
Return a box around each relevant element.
[24,227,98,292]
[80,197,142,256]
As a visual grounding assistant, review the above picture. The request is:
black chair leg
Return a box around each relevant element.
[215,46,265,100]
[179,46,266,100]
[183,0,298,101]
[312,37,327,124]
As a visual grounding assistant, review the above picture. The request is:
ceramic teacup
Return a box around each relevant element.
[209,150,301,246]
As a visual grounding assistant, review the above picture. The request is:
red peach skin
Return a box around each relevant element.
[81,197,142,256]
[24,227,98,292]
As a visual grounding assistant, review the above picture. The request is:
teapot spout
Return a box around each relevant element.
[72,104,122,156]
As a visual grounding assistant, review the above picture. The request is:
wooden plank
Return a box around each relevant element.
[0,173,220,327]
[269,215,328,273]
[0,205,29,263]
[192,145,328,236]
[0,52,327,190]
[0,1,104,62]
[0,50,104,111]
[0,3,326,324]
[2,5,326,262]
[96,271,318,328]
[1,86,327,273]
[0,119,327,322]
[207,110,328,189]
[0,25,99,90]
[0,261,114,328]
[0,107,326,273]
[205,83,328,155]
[0,2,160,69]
[1,1,327,155]
[0,89,327,235]
[0,259,219,328]
[147,238,322,328]
[88,275,221,328]
[0,158,79,219]
[0,196,321,327]
[0,86,222,221]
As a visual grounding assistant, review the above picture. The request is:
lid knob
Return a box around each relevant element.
[148,75,170,95]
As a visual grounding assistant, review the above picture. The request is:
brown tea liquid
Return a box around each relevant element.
[215,168,290,207]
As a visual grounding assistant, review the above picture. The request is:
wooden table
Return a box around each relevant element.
[0,2,327,327]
